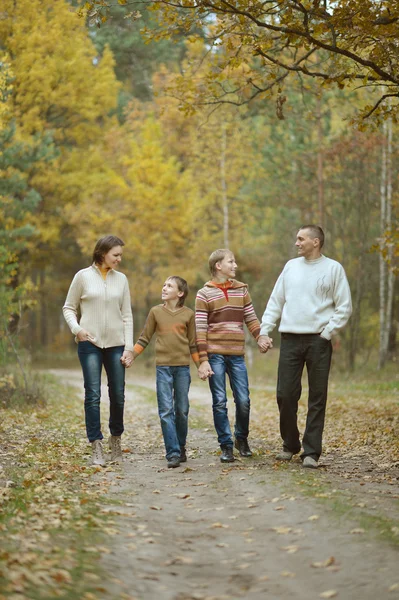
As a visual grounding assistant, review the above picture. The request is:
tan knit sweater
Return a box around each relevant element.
[63,265,134,351]
[133,305,200,367]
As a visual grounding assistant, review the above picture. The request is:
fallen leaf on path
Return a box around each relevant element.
[308,515,320,521]
[272,526,293,534]
[274,506,285,511]
[350,528,365,534]
[281,545,299,554]
[152,490,161,494]
[174,493,191,499]
[311,557,336,568]
[210,522,229,529]
[389,583,399,592]
[258,575,269,581]
[164,556,194,566]
[238,563,250,569]
[150,506,162,511]
[320,591,338,598]
[280,571,296,578]
[216,543,229,548]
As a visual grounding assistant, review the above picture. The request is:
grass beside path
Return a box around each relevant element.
[0,374,123,600]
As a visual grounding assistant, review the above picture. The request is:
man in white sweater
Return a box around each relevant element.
[258,225,352,468]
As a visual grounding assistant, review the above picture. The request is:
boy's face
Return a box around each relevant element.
[162,278,183,302]
[216,253,237,278]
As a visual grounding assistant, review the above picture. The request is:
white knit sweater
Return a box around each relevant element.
[63,265,134,351]
[260,256,352,340]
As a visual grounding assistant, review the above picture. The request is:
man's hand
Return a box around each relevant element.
[257,335,273,353]
[198,361,214,380]
[121,350,134,368]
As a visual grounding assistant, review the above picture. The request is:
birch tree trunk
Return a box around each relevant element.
[220,123,229,248]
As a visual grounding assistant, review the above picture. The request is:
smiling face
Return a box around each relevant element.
[295,229,321,260]
[102,245,123,270]
[161,278,184,304]
[215,253,237,279]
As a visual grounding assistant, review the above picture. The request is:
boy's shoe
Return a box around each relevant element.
[91,440,106,466]
[220,445,235,463]
[108,435,123,463]
[234,438,252,457]
[276,448,294,461]
[180,446,187,463]
[167,456,181,468]
[302,456,318,469]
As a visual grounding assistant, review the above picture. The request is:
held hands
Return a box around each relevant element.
[198,361,214,381]
[121,350,134,368]
[257,335,273,353]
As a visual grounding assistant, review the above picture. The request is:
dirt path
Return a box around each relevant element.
[50,370,399,600]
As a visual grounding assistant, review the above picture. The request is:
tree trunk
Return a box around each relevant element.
[220,123,229,248]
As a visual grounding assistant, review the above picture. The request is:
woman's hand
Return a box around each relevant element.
[121,350,134,368]
[77,329,95,342]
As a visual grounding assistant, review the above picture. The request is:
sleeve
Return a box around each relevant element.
[187,312,200,367]
[320,266,352,340]
[195,289,209,363]
[243,287,261,340]
[62,272,83,336]
[133,309,156,359]
[121,278,134,351]
[259,270,286,336]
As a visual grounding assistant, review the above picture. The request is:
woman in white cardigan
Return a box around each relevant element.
[63,235,133,466]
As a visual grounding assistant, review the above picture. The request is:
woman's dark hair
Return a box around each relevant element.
[92,235,125,265]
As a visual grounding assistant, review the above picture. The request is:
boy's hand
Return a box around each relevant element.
[198,361,214,380]
[258,335,273,353]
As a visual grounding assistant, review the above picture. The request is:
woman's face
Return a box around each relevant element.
[102,245,123,270]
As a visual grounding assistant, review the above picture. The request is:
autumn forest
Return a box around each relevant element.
[1,0,398,371]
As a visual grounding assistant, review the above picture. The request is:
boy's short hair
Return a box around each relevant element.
[168,276,189,307]
[299,224,325,249]
[92,235,125,265]
[208,249,233,276]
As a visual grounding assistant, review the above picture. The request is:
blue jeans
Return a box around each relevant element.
[78,342,125,443]
[208,354,250,448]
[156,366,191,460]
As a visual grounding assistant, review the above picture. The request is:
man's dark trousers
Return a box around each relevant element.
[277,333,332,460]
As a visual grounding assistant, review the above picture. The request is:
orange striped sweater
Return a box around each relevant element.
[195,279,261,363]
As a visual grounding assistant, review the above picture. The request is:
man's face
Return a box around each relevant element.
[216,253,237,278]
[295,229,319,259]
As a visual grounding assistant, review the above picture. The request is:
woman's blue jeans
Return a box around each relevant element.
[156,366,191,460]
[208,354,251,448]
[78,342,125,443]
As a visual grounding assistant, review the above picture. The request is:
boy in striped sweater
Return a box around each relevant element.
[196,249,270,463]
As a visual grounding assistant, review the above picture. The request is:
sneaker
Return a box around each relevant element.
[234,438,253,457]
[167,456,181,469]
[91,439,106,466]
[303,456,318,469]
[276,448,294,461]
[220,445,235,463]
[108,435,123,463]
[180,446,187,463]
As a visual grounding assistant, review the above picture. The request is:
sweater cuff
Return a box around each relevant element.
[320,329,331,340]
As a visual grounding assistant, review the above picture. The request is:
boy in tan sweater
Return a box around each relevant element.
[133,276,200,468]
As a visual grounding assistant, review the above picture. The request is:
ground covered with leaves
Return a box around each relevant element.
[0,360,398,599]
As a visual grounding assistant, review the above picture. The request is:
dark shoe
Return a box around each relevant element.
[180,446,187,463]
[234,438,253,457]
[220,445,235,463]
[167,456,181,468]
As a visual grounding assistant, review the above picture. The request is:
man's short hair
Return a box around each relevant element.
[208,249,233,276]
[299,225,325,249]
[92,235,125,265]
[167,276,189,307]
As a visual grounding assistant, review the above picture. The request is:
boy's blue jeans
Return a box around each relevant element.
[78,341,125,443]
[156,366,191,460]
[208,354,250,448]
